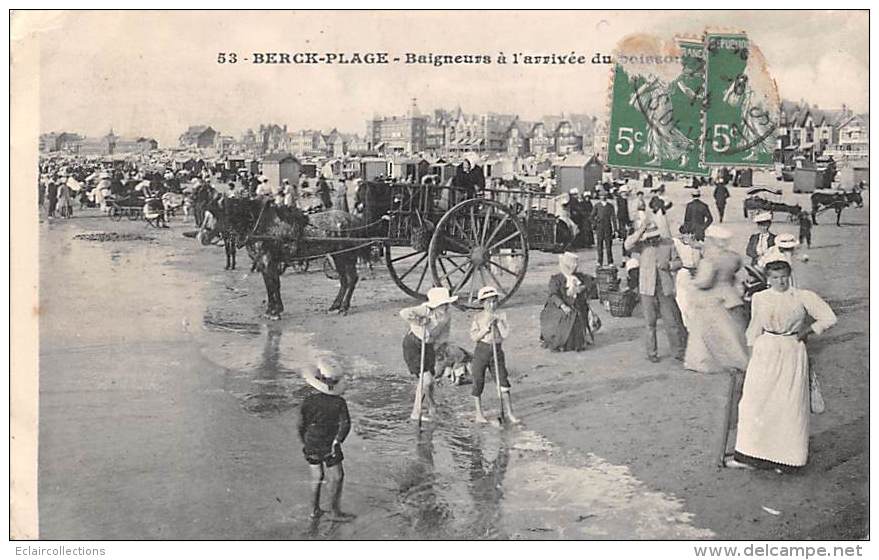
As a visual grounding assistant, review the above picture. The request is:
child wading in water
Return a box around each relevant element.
[399,287,457,422]
[470,286,520,424]
[298,359,355,521]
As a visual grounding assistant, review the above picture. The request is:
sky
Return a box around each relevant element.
[16,10,869,147]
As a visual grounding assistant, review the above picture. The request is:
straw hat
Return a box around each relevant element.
[425,286,458,308]
[625,257,640,271]
[754,212,773,223]
[569,188,579,195]
[775,233,799,249]
[477,286,500,301]
[301,358,346,396]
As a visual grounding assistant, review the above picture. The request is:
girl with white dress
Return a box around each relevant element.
[725,260,837,472]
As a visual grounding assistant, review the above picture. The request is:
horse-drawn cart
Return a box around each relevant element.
[742,187,802,223]
[355,181,572,308]
[198,181,573,316]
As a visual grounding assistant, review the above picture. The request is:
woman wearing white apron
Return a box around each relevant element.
[725,259,837,472]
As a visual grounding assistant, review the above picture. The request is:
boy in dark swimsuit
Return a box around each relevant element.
[299,360,355,521]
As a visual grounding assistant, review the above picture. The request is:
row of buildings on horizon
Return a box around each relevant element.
[39,98,867,164]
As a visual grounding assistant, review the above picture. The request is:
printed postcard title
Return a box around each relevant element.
[216,51,635,66]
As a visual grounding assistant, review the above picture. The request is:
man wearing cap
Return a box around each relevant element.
[625,219,686,363]
[590,189,617,266]
[713,181,731,223]
[683,188,714,241]
[745,213,776,266]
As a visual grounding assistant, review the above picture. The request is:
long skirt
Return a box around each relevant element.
[684,294,749,373]
[675,269,697,329]
[540,303,591,352]
[734,333,810,467]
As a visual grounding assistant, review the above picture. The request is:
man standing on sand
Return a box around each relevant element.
[616,184,633,259]
[591,189,617,266]
[625,219,686,363]
[713,182,730,222]
[683,188,714,241]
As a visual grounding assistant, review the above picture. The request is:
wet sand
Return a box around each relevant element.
[38,174,868,539]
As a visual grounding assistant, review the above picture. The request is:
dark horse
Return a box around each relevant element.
[810,191,863,226]
[197,196,369,318]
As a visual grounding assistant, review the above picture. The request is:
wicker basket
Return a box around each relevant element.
[595,266,619,297]
[605,289,638,317]
[597,277,621,302]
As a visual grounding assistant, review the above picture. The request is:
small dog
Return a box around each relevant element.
[434,342,473,385]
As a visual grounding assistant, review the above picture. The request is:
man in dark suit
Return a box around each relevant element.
[683,188,714,241]
[590,189,617,266]
[580,191,594,248]
[745,212,776,265]
[565,189,588,249]
[616,184,633,258]
[713,182,731,222]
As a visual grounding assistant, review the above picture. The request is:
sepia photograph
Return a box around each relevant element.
[9,9,870,545]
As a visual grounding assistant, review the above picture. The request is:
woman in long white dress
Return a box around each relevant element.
[683,226,750,373]
[671,223,702,330]
[725,260,837,472]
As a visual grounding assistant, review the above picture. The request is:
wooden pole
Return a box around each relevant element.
[491,320,505,425]
[417,330,427,431]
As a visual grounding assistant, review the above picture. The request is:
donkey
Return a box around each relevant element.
[197,196,368,318]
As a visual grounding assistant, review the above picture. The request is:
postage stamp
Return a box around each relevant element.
[702,32,780,167]
[606,34,709,176]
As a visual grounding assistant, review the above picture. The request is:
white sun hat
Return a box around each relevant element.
[425,286,458,308]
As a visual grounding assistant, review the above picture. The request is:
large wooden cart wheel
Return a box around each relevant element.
[385,239,432,301]
[428,199,528,309]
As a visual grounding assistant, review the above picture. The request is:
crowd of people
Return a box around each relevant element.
[38,156,360,225]
[41,155,845,516]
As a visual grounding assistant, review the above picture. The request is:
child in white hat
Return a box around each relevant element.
[399,287,457,421]
[298,358,355,521]
[469,286,519,424]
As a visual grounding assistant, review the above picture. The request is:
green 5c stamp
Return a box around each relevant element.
[607,35,708,176]
[702,32,780,166]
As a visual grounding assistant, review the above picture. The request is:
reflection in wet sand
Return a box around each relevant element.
[196,306,714,540]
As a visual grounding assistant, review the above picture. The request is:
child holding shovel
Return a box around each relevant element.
[469,286,520,424]
[399,287,457,422]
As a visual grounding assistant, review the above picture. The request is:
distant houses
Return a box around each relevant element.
[178,125,219,148]
[39,129,158,155]
[777,100,868,161]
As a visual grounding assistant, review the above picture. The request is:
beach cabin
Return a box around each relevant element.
[360,157,390,181]
[262,152,300,187]
[429,159,456,185]
[553,154,603,194]
[390,156,430,183]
